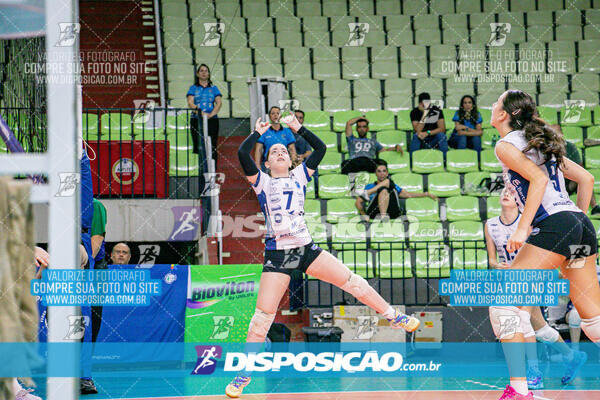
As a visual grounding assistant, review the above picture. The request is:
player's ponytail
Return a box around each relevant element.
[502,89,565,167]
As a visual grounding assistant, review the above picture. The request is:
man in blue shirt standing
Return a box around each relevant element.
[253,106,297,171]
[355,160,436,220]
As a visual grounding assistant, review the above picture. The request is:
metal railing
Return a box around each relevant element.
[305,240,489,307]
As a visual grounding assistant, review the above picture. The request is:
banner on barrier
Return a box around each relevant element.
[184,264,262,343]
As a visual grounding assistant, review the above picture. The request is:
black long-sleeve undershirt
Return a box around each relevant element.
[298,126,326,170]
[237,131,260,176]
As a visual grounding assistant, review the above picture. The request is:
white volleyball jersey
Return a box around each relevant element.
[252,163,312,250]
[486,214,521,265]
[495,130,581,226]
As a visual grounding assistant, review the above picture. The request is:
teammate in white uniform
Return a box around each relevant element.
[225,115,420,398]
[485,189,586,390]
[489,89,600,400]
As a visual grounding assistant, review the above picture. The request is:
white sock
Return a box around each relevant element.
[511,379,529,395]
[382,306,396,320]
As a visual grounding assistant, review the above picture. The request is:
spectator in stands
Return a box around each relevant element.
[110,242,131,265]
[342,116,403,174]
[253,106,297,171]
[552,124,600,215]
[410,92,448,154]
[355,160,437,220]
[186,64,222,166]
[448,95,483,152]
[292,110,312,164]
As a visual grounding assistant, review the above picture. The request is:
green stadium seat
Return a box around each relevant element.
[556,25,582,41]
[362,30,387,47]
[332,223,368,250]
[270,2,295,17]
[313,47,339,63]
[446,196,480,222]
[371,46,396,63]
[377,250,412,278]
[412,150,444,173]
[537,106,559,125]
[349,0,374,15]
[307,222,328,244]
[256,62,283,76]
[481,129,499,149]
[415,78,443,99]
[538,93,568,108]
[285,62,312,80]
[221,30,248,48]
[326,198,359,223]
[224,47,251,64]
[215,1,241,17]
[319,174,349,198]
[243,1,268,17]
[247,16,272,33]
[255,47,282,65]
[291,78,319,100]
[585,146,600,169]
[226,63,252,79]
[584,25,600,40]
[449,221,484,249]
[387,29,414,46]
[406,197,439,221]
[294,95,321,111]
[409,220,443,247]
[167,131,193,151]
[372,61,399,79]
[560,105,593,127]
[323,79,350,99]
[385,96,413,113]
[370,220,407,250]
[579,40,600,56]
[304,199,322,222]
[284,47,310,65]
[323,0,347,15]
[443,28,469,45]
[415,28,442,46]
[162,3,187,17]
[332,111,362,132]
[384,79,411,97]
[304,111,331,131]
[572,73,600,93]
[275,16,300,32]
[324,97,352,113]
[314,61,341,80]
[378,152,410,173]
[306,179,316,199]
[365,110,394,131]
[100,112,132,136]
[481,149,502,172]
[315,131,338,150]
[429,45,456,61]
[588,125,600,143]
[430,0,455,13]
[336,250,373,278]
[453,249,488,270]
[354,97,383,113]
[570,91,599,107]
[318,151,342,174]
[464,171,492,196]
[376,130,407,150]
[169,150,199,176]
[562,126,584,148]
[82,113,98,135]
[442,14,467,30]
[537,0,563,10]
[341,47,368,63]
[391,173,423,192]
[446,149,479,173]
[556,9,582,25]
[428,172,461,197]
[456,0,481,13]
[578,55,600,74]
[376,0,401,15]
[354,79,383,98]
[415,246,450,278]
[297,1,321,16]
[486,196,501,218]
[400,59,428,79]
[396,110,413,130]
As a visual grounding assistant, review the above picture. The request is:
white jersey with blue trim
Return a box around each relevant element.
[486,214,521,265]
[495,130,581,226]
[252,163,312,250]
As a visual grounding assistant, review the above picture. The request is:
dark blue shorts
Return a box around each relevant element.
[263,242,323,275]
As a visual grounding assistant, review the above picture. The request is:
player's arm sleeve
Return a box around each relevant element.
[452,111,459,122]
[238,131,261,176]
[299,126,326,170]
[186,86,195,97]
[214,85,222,97]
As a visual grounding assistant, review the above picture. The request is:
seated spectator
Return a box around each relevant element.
[342,116,403,174]
[110,242,131,265]
[448,95,483,152]
[552,124,600,215]
[292,110,312,164]
[355,160,437,220]
[253,106,297,171]
[186,64,222,165]
[410,92,448,154]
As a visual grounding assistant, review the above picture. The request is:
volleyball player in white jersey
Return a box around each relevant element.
[489,89,600,399]
[225,114,420,398]
[485,189,586,391]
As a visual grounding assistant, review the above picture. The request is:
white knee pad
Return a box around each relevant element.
[566,308,581,328]
[340,272,371,301]
[248,308,276,339]
[580,315,600,343]
[489,306,524,340]
[519,309,535,338]
[535,323,560,343]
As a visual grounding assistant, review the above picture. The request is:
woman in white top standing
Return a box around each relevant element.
[490,89,600,400]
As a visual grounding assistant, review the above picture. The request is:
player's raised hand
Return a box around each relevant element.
[280,113,302,132]
[254,117,270,135]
